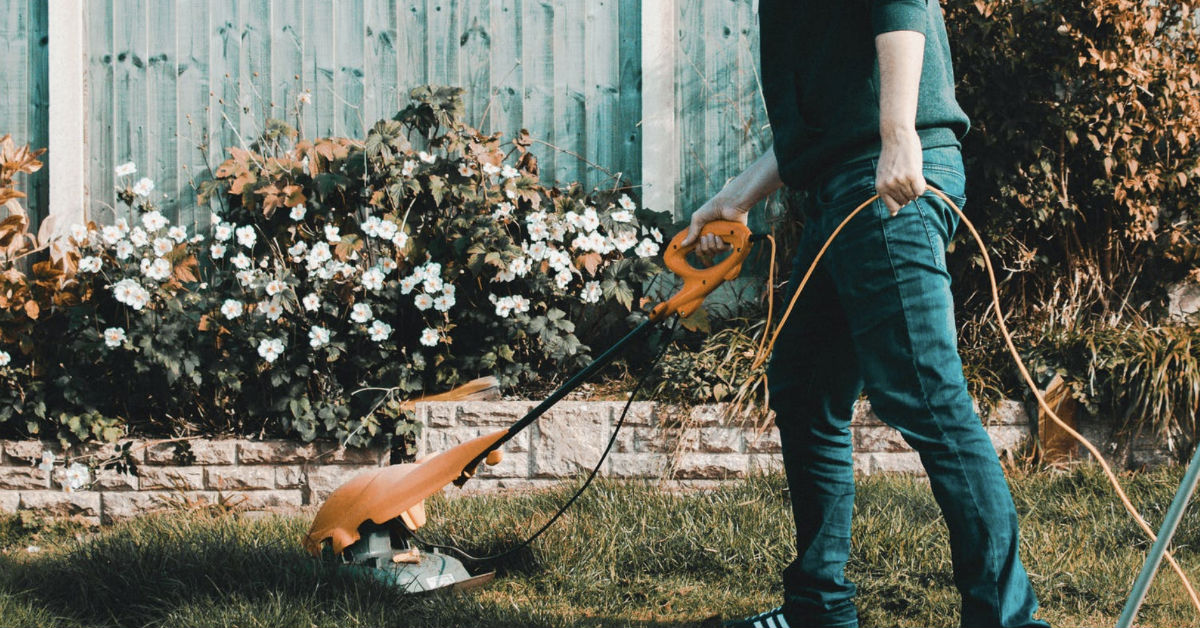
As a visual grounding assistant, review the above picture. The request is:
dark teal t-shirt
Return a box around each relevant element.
[759,0,971,192]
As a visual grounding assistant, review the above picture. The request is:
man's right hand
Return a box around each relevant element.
[679,197,750,262]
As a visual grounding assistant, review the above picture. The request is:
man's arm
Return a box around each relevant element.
[680,148,783,257]
[875,29,926,216]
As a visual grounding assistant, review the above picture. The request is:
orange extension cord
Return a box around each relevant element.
[748,188,1200,611]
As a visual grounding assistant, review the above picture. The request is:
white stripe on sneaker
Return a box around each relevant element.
[777,614,790,628]
[765,616,778,628]
[752,621,763,628]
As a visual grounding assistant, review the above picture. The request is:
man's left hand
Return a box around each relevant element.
[876,126,926,216]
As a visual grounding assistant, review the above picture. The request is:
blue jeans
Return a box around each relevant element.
[766,146,1049,628]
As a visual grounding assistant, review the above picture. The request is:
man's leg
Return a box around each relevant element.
[767,198,865,628]
[824,149,1048,628]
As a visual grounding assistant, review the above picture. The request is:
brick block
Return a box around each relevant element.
[425,426,528,454]
[101,491,174,523]
[207,466,275,491]
[986,400,1030,426]
[146,440,237,465]
[853,426,912,453]
[236,490,304,511]
[0,467,50,490]
[421,403,458,428]
[92,468,138,491]
[614,402,656,427]
[688,404,729,427]
[868,452,925,475]
[691,427,744,454]
[0,491,18,513]
[316,444,387,466]
[474,451,530,479]
[275,465,305,489]
[238,441,318,464]
[305,465,379,503]
[452,401,537,426]
[673,453,749,480]
[531,405,608,478]
[605,453,668,479]
[986,425,1030,453]
[851,400,884,426]
[747,454,784,474]
[744,428,782,454]
[19,490,100,522]
[139,467,205,491]
[4,441,60,464]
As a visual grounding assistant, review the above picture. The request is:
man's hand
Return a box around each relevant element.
[679,197,749,261]
[679,149,783,262]
[876,29,926,216]
[876,126,925,216]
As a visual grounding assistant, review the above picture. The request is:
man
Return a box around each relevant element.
[680,2,1050,627]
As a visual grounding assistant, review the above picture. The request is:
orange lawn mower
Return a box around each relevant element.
[301,191,1200,626]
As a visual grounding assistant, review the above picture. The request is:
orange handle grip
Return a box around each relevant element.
[649,220,753,322]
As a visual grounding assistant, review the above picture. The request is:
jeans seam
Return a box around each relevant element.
[874,197,1004,616]
[912,196,947,272]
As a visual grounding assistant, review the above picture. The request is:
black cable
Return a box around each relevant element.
[409,316,679,564]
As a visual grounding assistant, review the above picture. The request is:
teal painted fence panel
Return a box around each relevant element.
[1,0,48,228]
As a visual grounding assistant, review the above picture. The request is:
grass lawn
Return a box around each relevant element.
[0,466,1196,627]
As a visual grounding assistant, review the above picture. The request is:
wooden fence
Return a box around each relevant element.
[3,0,773,235]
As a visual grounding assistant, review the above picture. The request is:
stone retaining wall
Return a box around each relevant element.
[0,400,1033,524]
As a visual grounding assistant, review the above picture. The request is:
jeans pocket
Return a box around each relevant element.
[814,159,878,217]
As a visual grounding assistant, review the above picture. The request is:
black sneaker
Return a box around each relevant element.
[722,606,793,628]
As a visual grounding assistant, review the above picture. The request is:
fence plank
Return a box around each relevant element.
[147,0,179,222]
[270,0,304,127]
[176,0,210,229]
[395,0,428,110]
[584,0,619,191]
[27,0,49,228]
[85,0,114,223]
[520,0,555,181]
[640,0,676,217]
[209,1,240,160]
[334,0,365,137]
[305,0,335,137]
[113,0,148,225]
[616,0,640,199]
[486,0,521,139]
[365,0,400,121]
[459,0,490,131]
[552,0,585,186]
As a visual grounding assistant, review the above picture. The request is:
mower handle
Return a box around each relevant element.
[649,220,753,322]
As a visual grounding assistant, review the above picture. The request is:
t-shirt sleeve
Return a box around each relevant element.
[870,0,928,36]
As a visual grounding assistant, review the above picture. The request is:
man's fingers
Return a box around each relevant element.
[882,192,902,216]
[680,223,701,247]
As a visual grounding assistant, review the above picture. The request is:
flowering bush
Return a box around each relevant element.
[0,86,667,449]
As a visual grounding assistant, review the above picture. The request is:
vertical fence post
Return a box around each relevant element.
[641,0,678,219]
[47,0,88,239]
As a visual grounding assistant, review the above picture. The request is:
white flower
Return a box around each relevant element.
[399,275,420,294]
[635,238,660,258]
[618,194,636,211]
[101,225,124,245]
[102,329,126,348]
[37,451,54,472]
[550,223,567,242]
[613,230,638,252]
[422,275,443,294]
[132,177,155,197]
[380,257,398,274]
[391,231,408,249]
[581,207,600,231]
[302,292,321,311]
[231,252,252,270]
[265,279,287,296]
[324,224,340,243]
[169,226,189,243]
[129,227,149,248]
[236,269,257,287]
[214,223,233,242]
[210,212,222,226]
[611,210,633,223]
[586,231,609,253]
[650,227,663,243]
[496,202,514,218]
[299,91,312,104]
[115,240,134,260]
[582,281,602,304]
[260,299,284,321]
[361,267,385,292]
[140,257,172,281]
[350,303,373,323]
[115,162,137,177]
[235,225,257,248]
[153,237,174,257]
[528,221,549,241]
[419,327,439,347]
[402,160,416,176]
[208,243,227,259]
[413,293,433,311]
[78,256,102,273]
[501,164,519,179]
[257,337,285,363]
[290,204,307,221]
[69,223,91,244]
[547,249,572,274]
[422,262,442,279]
[309,326,332,348]
[0,350,10,367]
[377,219,398,240]
[492,269,516,283]
[555,269,573,290]
[527,241,548,261]
[509,256,530,277]
[306,242,332,266]
[564,211,582,230]
[433,294,455,312]
[457,162,476,177]
[511,295,530,314]
[368,320,392,341]
[419,150,437,164]
[111,278,150,310]
[493,296,514,318]
[220,299,244,319]
[62,462,89,492]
